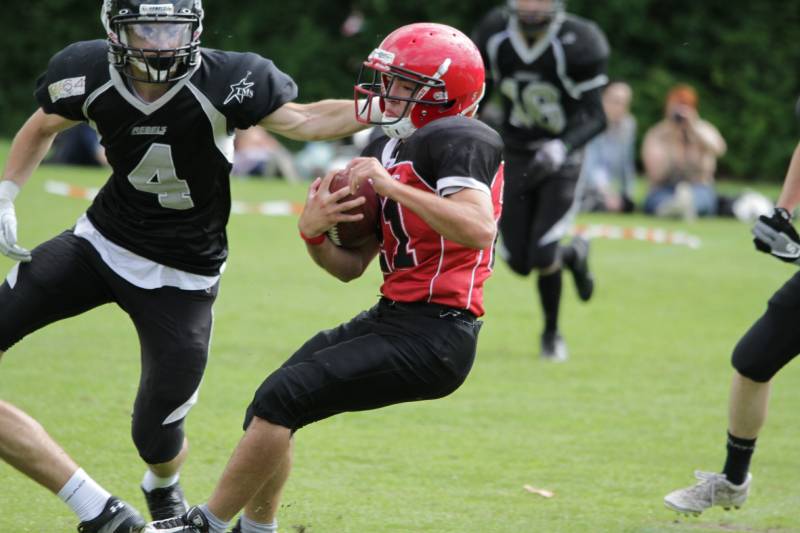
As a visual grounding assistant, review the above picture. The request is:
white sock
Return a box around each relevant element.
[141,470,180,492]
[200,504,230,533]
[57,468,112,522]
[241,514,278,533]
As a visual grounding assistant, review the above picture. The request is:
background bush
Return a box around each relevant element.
[1,0,796,180]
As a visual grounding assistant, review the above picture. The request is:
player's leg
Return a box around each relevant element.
[665,272,800,515]
[0,231,145,530]
[527,169,581,361]
[497,148,537,278]
[118,280,218,520]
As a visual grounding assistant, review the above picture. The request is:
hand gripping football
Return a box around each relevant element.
[326,171,379,248]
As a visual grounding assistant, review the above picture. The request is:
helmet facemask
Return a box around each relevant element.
[103,1,203,84]
[355,50,453,140]
[508,0,564,35]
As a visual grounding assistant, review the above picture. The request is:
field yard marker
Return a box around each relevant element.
[572,223,701,249]
[43,181,700,247]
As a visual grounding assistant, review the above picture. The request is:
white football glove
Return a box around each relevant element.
[0,181,32,262]
[529,139,568,176]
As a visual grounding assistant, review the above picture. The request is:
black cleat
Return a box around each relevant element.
[566,236,594,302]
[146,506,209,532]
[540,331,568,362]
[228,518,241,532]
[77,496,146,533]
[143,482,189,521]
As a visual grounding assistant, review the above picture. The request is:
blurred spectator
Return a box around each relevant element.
[642,84,726,219]
[579,81,636,213]
[46,123,107,167]
[232,127,300,182]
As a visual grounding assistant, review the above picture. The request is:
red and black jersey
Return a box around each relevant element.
[361,117,504,317]
[34,40,297,275]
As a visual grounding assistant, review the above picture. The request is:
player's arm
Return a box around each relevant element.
[0,109,79,261]
[297,170,379,282]
[561,86,607,152]
[259,100,366,142]
[347,157,496,250]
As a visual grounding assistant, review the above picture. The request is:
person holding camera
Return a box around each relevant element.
[642,84,726,219]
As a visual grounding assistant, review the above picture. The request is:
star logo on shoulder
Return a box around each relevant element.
[224,71,255,105]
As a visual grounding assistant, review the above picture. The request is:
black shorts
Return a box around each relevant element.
[732,271,800,382]
[0,230,217,463]
[244,298,482,431]
[499,147,580,275]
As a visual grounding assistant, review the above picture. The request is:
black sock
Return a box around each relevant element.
[722,432,756,485]
[560,244,577,270]
[537,269,562,333]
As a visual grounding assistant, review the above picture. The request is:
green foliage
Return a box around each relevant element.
[1,1,797,179]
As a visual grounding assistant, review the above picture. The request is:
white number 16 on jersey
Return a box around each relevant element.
[128,143,195,210]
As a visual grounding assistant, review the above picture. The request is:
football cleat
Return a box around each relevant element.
[566,236,594,302]
[144,506,210,532]
[77,496,146,533]
[228,518,241,533]
[540,331,568,362]
[143,482,190,521]
[664,471,752,515]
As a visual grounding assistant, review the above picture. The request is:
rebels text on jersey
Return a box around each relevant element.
[35,40,298,276]
[473,9,609,149]
[362,117,504,317]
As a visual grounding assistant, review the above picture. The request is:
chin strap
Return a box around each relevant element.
[382,117,417,140]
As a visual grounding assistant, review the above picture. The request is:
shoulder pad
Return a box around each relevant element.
[558,15,610,65]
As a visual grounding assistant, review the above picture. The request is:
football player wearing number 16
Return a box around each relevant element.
[142,23,504,533]
[472,0,609,361]
[664,140,800,516]
[0,0,370,531]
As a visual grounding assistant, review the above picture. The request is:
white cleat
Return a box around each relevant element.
[540,331,568,362]
[664,471,751,516]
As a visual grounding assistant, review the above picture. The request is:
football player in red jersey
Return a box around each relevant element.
[144,23,504,533]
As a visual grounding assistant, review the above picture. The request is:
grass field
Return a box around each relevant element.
[1,147,799,532]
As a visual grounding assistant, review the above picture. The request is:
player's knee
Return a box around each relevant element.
[529,250,560,272]
[505,256,533,276]
[731,335,774,383]
[244,369,307,432]
[132,418,185,464]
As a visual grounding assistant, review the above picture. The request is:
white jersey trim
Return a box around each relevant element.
[108,56,202,116]
[74,214,221,290]
[552,39,608,100]
[186,82,235,164]
[465,249,485,311]
[506,11,565,65]
[437,176,491,197]
[427,235,446,303]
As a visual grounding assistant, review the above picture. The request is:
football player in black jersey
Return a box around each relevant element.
[473,0,609,361]
[664,139,800,516]
[0,1,372,531]
[142,23,502,533]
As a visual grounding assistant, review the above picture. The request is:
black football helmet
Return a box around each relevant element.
[101,0,204,83]
[507,0,565,34]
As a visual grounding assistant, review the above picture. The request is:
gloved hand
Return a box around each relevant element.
[528,139,567,177]
[0,180,32,262]
[752,207,800,264]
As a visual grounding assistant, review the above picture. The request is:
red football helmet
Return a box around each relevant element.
[355,23,486,139]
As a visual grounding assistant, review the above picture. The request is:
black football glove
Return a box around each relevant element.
[751,207,800,264]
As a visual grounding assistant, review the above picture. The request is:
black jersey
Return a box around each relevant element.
[361,117,504,316]
[473,9,609,150]
[34,40,298,275]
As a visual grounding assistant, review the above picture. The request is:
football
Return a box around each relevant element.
[326,171,380,248]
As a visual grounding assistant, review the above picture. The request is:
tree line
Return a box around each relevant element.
[1,0,795,180]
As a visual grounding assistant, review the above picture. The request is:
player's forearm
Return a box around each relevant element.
[287,100,364,141]
[561,88,606,151]
[776,143,800,212]
[305,238,376,282]
[2,121,59,187]
[386,183,495,250]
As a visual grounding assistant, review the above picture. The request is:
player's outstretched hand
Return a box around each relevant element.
[528,139,567,177]
[0,181,32,262]
[752,207,800,264]
[298,170,365,239]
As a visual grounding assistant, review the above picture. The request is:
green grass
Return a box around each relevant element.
[1,149,799,532]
